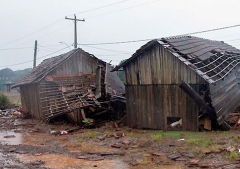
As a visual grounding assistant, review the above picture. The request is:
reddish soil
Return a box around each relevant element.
[0,115,240,169]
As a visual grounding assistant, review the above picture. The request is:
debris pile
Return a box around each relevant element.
[39,64,126,127]
[0,108,21,117]
[225,107,240,130]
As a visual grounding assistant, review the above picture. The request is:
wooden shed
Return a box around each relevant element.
[113,36,240,131]
[12,48,125,124]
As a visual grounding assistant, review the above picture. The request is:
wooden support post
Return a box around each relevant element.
[66,112,77,124]
[179,81,217,121]
[81,108,86,119]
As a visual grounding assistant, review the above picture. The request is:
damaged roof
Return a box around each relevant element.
[12,48,105,88]
[113,36,240,125]
[113,36,240,84]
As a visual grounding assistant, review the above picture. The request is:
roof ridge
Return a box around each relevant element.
[162,35,224,43]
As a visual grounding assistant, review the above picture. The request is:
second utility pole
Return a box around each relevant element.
[65,14,85,49]
[33,40,37,68]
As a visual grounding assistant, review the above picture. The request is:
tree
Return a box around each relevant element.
[0,93,10,109]
[0,68,32,91]
[0,68,14,78]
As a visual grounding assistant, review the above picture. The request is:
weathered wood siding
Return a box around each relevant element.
[37,51,105,121]
[49,51,104,76]
[126,85,199,131]
[20,83,42,119]
[124,44,205,131]
[125,44,205,85]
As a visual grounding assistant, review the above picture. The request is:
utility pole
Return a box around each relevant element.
[33,40,37,68]
[65,14,85,49]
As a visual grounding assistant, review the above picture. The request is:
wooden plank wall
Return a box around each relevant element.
[126,85,199,131]
[19,50,106,121]
[49,51,105,76]
[124,44,204,131]
[39,51,105,121]
[125,44,205,85]
[20,83,42,119]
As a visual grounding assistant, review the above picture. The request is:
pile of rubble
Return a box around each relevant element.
[0,108,21,117]
[39,64,126,127]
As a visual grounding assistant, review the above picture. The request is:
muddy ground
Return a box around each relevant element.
[1,114,240,169]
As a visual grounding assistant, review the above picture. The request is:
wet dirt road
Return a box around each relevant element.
[0,117,187,169]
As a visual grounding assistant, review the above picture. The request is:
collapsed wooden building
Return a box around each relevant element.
[12,48,125,125]
[113,36,240,131]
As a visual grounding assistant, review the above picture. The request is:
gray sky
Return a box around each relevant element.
[1,0,240,70]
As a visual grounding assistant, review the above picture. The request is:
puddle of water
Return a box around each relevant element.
[0,152,24,168]
[17,154,128,169]
[0,130,22,145]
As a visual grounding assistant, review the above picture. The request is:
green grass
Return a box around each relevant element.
[185,138,213,148]
[163,131,183,138]
[140,157,152,165]
[77,137,84,142]
[226,151,239,160]
[208,144,221,150]
[233,136,240,144]
[152,133,163,142]
[86,131,99,138]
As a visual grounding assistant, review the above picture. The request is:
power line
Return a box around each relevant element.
[2,23,240,67]
[0,0,133,48]
[0,47,34,51]
[2,22,239,52]
[14,23,73,48]
[79,39,152,45]
[38,47,56,52]
[85,0,162,19]
[0,19,63,48]
[38,44,67,47]
[79,44,132,54]
[180,24,240,36]
[78,24,240,46]
[67,0,132,16]
[0,47,69,68]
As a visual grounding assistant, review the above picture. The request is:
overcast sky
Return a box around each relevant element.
[1,0,240,70]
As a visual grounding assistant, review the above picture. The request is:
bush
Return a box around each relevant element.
[0,94,10,109]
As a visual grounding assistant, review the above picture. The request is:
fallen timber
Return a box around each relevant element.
[39,66,126,126]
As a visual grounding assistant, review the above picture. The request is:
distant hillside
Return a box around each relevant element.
[0,68,32,90]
